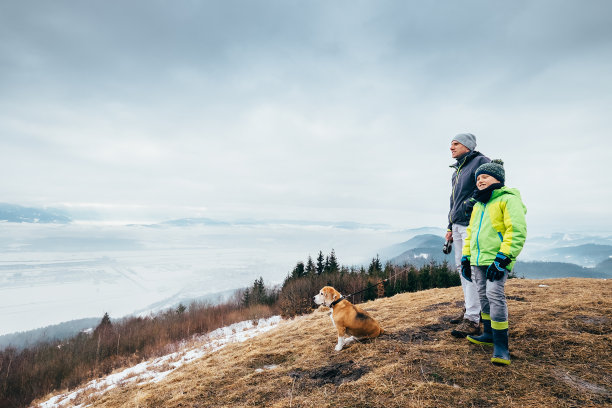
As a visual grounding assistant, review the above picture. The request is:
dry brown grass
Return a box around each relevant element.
[38,278,612,408]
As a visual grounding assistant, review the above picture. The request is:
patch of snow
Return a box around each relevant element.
[415,253,429,259]
[255,364,278,373]
[538,284,550,288]
[36,316,282,408]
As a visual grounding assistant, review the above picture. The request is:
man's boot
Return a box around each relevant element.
[451,318,480,338]
[491,325,511,365]
[467,314,493,346]
[449,308,466,324]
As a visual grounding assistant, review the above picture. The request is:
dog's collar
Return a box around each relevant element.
[329,296,345,308]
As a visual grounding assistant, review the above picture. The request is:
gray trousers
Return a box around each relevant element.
[472,265,508,325]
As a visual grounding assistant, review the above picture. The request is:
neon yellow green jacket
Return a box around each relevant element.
[462,186,527,270]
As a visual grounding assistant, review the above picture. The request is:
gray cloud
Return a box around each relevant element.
[0,0,610,232]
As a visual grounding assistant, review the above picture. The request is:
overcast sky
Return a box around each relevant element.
[1,0,611,234]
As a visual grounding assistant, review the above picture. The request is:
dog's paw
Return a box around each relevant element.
[334,344,343,351]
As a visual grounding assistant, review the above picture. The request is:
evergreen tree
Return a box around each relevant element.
[368,255,383,276]
[252,277,266,304]
[94,313,112,335]
[316,251,325,275]
[242,288,251,307]
[328,249,339,274]
[305,256,315,276]
[291,262,305,280]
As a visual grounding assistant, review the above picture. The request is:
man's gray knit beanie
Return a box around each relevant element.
[452,133,477,151]
[475,159,505,184]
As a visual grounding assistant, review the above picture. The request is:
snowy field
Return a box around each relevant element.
[0,222,410,335]
[35,315,283,408]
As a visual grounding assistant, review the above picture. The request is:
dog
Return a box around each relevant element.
[313,286,384,351]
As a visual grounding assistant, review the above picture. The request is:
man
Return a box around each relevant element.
[446,133,490,338]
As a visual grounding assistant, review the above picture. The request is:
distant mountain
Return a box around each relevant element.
[522,233,612,266]
[378,234,455,268]
[0,317,101,351]
[527,233,612,247]
[595,257,612,274]
[378,234,448,262]
[160,217,231,227]
[513,261,611,280]
[538,244,612,267]
[133,288,239,317]
[0,203,71,224]
[380,233,612,277]
[158,218,390,230]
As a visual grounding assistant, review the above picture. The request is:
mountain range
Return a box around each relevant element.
[0,203,71,224]
[376,233,612,279]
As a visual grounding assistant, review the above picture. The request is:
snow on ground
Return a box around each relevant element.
[34,316,282,408]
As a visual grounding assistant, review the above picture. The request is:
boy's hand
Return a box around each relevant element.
[486,252,511,281]
[461,255,472,282]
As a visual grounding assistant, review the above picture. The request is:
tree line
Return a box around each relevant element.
[277,251,459,316]
[0,250,459,408]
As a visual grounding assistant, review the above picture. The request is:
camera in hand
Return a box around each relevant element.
[442,240,453,254]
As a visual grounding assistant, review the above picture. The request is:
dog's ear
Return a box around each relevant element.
[332,293,338,300]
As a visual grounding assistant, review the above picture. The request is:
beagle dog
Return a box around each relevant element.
[314,286,384,351]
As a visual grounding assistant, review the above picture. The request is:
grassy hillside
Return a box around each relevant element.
[35,278,611,408]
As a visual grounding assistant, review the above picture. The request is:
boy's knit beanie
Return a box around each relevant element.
[475,159,505,184]
[452,133,477,151]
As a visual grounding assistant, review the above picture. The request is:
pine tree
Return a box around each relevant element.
[242,288,251,307]
[368,254,383,276]
[305,256,315,276]
[328,249,339,274]
[94,313,112,335]
[292,262,305,280]
[316,251,325,275]
[251,277,267,304]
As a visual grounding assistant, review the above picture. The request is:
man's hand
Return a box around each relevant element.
[461,255,471,282]
[486,252,511,281]
[445,231,453,241]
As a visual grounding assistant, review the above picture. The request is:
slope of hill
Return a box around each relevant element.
[35,278,611,408]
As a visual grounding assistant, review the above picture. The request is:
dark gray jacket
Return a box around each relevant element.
[448,151,490,228]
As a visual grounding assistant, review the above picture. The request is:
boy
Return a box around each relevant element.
[460,159,527,365]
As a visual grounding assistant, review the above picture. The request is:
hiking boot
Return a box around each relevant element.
[451,319,481,338]
[449,308,466,324]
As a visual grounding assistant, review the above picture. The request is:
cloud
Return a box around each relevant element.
[0,1,610,232]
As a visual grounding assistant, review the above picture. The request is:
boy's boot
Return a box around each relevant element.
[491,326,511,366]
[467,316,493,346]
